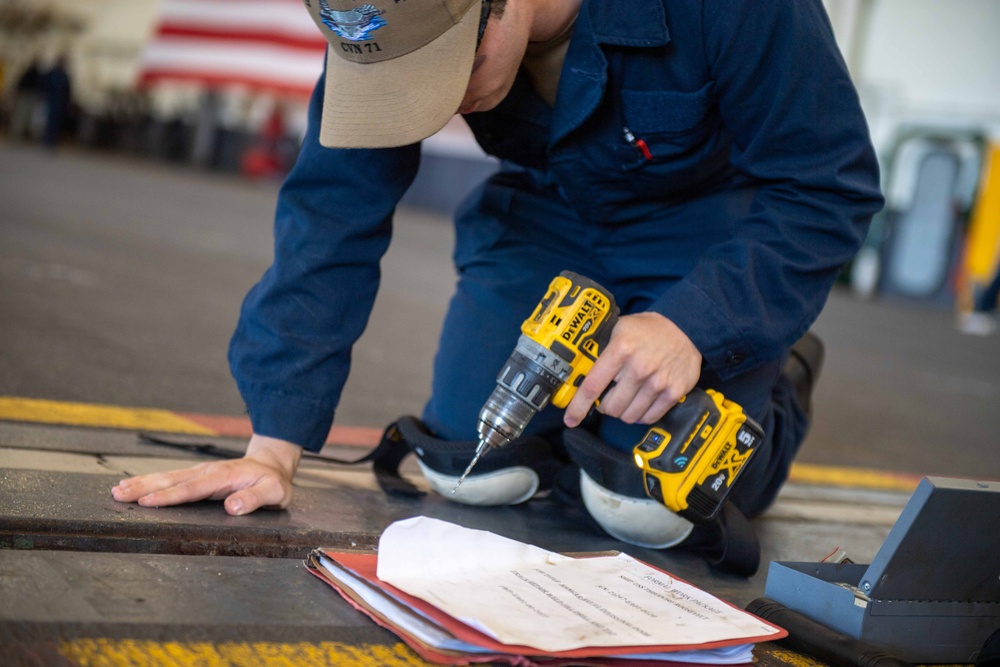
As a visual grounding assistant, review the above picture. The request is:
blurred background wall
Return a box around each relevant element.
[3,0,1000,309]
[6,0,1000,139]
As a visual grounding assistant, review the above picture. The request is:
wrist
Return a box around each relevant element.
[246,434,303,479]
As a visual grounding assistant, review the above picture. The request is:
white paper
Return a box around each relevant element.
[376,516,779,653]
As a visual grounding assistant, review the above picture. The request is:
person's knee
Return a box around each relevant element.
[562,428,693,548]
[578,470,693,548]
[563,427,760,576]
[395,416,561,506]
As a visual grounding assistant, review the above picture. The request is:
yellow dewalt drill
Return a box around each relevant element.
[458,270,763,523]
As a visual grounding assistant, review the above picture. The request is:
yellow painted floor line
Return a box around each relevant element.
[764,647,826,667]
[1,395,924,492]
[0,396,215,436]
[0,395,384,447]
[788,462,921,492]
[59,638,437,667]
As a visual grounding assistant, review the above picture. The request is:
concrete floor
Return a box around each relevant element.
[2,140,999,665]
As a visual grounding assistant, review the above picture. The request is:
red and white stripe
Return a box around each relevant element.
[138,0,327,97]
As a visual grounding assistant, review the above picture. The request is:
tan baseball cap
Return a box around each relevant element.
[302,0,481,148]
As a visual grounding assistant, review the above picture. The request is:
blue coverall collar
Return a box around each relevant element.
[550,0,671,147]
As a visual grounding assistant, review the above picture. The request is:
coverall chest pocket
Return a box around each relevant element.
[616,82,716,169]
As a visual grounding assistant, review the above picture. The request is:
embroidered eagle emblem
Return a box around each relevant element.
[318,0,386,41]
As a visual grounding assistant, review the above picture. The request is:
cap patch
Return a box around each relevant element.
[318,0,386,42]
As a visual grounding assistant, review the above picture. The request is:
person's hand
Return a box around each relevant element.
[110,434,303,516]
[564,312,702,427]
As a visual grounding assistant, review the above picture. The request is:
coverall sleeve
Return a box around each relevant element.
[228,70,421,451]
[649,0,883,379]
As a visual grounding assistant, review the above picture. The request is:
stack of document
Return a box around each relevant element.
[306,516,784,666]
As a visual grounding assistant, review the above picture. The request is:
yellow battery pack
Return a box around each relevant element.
[633,388,763,523]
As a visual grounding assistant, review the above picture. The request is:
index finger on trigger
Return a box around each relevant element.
[564,357,619,427]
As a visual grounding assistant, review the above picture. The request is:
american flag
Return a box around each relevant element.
[138,0,326,97]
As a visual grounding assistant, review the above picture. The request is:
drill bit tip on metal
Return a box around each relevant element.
[451,440,489,493]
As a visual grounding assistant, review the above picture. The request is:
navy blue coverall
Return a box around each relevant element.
[228,0,884,517]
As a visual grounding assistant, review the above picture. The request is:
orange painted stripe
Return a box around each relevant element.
[176,412,382,447]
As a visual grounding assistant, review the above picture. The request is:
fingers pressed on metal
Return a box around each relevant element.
[136,466,231,507]
[111,465,206,502]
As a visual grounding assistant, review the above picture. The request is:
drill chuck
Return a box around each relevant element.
[476,385,538,450]
[476,335,573,450]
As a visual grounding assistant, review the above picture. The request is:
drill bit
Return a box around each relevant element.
[452,439,489,493]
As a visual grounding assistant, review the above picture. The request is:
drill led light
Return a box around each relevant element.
[634,452,645,468]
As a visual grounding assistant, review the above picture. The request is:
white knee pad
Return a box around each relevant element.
[417,460,539,506]
[579,470,693,549]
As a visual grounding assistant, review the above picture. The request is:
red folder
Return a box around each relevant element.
[307,549,784,667]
